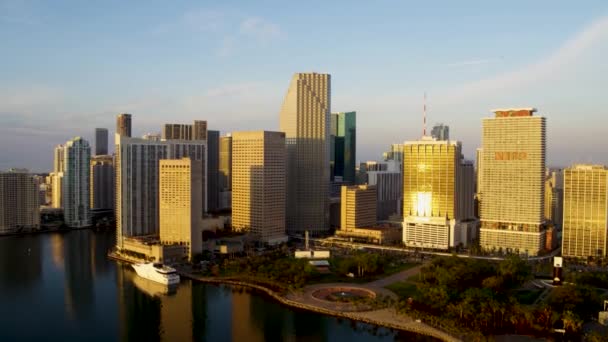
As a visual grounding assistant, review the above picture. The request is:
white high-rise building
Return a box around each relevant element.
[62,137,91,228]
[479,108,546,255]
[115,134,206,250]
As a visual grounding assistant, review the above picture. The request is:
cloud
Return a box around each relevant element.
[151,8,285,56]
[445,58,502,68]
[239,17,285,43]
[445,15,608,100]
[182,9,225,32]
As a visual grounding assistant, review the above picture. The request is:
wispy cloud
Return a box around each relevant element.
[152,8,285,57]
[446,15,608,99]
[239,16,285,43]
[445,58,502,68]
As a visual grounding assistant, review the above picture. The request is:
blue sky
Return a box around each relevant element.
[1,0,608,171]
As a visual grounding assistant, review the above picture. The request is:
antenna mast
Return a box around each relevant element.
[423,92,427,137]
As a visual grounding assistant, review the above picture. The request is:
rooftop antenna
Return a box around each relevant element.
[423,92,427,137]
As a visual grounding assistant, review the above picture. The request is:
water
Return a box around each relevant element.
[0,230,435,341]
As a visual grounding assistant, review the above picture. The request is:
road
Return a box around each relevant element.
[290,235,561,262]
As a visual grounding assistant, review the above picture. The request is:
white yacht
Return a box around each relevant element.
[132,262,180,285]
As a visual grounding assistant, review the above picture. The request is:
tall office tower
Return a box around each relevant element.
[562,165,608,258]
[193,120,208,141]
[459,160,476,221]
[340,184,376,231]
[232,131,287,244]
[331,111,356,184]
[219,135,232,210]
[90,155,114,210]
[162,120,208,141]
[116,113,132,137]
[367,160,402,220]
[207,130,220,212]
[479,108,546,255]
[545,169,563,229]
[403,137,473,249]
[115,135,206,249]
[62,137,91,228]
[159,158,203,261]
[382,144,404,165]
[431,123,450,141]
[95,128,108,155]
[50,144,65,208]
[279,72,331,234]
[0,169,40,234]
[161,120,208,213]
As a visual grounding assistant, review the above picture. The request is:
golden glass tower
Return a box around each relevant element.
[232,131,287,244]
[562,164,608,258]
[159,158,203,261]
[279,72,330,234]
[402,138,470,250]
[479,108,546,255]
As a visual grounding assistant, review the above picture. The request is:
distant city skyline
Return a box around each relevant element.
[1,1,608,171]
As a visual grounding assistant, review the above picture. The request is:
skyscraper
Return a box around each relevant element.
[207,130,219,212]
[161,120,208,213]
[402,137,473,249]
[232,131,287,244]
[367,160,402,220]
[279,72,331,234]
[562,164,608,258]
[62,137,91,228]
[340,185,376,231]
[116,113,132,137]
[95,128,108,155]
[159,158,203,261]
[331,111,356,184]
[479,108,546,255]
[115,134,206,249]
[50,144,65,208]
[219,135,232,210]
[90,155,114,210]
[431,123,450,141]
[0,169,40,234]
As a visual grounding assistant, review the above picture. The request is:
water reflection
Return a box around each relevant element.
[0,231,423,341]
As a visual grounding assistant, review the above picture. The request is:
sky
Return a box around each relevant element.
[1,0,608,172]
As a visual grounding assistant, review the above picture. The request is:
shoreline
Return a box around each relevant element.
[0,225,113,237]
[108,252,460,342]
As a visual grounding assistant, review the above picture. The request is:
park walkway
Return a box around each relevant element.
[366,263,426,289]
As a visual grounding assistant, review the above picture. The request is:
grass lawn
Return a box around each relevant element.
[383,262,420,276]
[514,289,543,305]
[385,281,418,298]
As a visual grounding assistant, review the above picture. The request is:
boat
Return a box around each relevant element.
[132,262,180,285]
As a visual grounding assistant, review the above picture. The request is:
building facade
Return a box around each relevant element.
[402,138,471,250]
[207,130,219,212]
[340,185,376,231]
[232,131,287,244]
[431,123,450,141]
[479,108,546,255]
[331,111,356,184]
[367,160,402,220]
[279,72,331,234]
[219,135,232,210]
[0,169,40,233]
[95,128,108,155]
[116,113,132,137]
[62,137,91,228]
[115,134,206,250]
[50,144,65,209]
[159,158,203,261]
[90,155,114,210]
[562,164,608,258]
